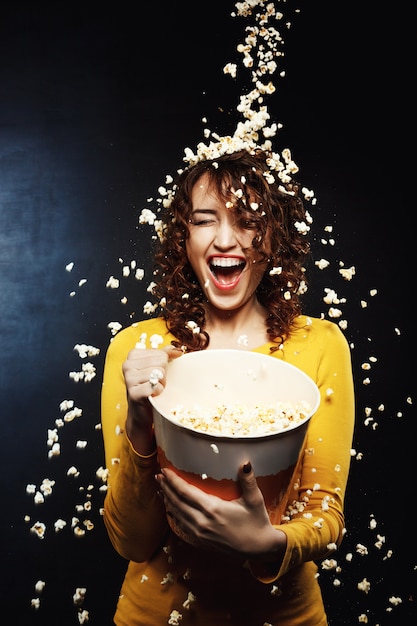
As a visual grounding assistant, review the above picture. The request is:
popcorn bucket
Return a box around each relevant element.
[150,349,320,537]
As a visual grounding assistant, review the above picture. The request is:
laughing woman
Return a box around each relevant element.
[101,148,355,625]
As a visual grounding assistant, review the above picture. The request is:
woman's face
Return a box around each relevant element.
[185,173,268,312]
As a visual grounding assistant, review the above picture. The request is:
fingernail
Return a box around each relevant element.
[243,462,252,474]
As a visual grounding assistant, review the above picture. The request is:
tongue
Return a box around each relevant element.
[214,267,242,285]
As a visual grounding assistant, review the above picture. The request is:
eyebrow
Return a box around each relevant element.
[190,208,217,216]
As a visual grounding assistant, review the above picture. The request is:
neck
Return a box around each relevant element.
[204,299,269,350]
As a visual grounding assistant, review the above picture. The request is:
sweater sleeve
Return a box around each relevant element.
[251,320,355,583]
[100,324,169,562]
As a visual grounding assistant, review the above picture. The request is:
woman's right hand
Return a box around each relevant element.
[122,345,183,454]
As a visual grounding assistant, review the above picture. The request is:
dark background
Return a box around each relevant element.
[0,1,414,624]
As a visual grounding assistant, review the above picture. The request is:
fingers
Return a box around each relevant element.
[163,344,185,361]
[123,348,169,399]
[123,342,184,400]
[126,346,169,366]
[148,346,183,393]
[237,461,265,507]
[156,468,216,514]
[157,467,200,502]
[242,461,252,474]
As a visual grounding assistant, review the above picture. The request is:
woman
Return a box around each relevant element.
[101,148,355,625]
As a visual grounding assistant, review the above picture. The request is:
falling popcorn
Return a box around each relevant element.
[73,344,100,358]
[223,62,237,77]
[294,220,310,234]
[150,333,163,349]
[77,609,90,624]
[19,4,412,624]
[30,521,46,539]
[139,208,157,225]
[182,591,197,609]
[106,275,119,289]
[237,334,249,346]
[35,580,46,593]
[356,543,369,556]
[339,266,355,281]
[54,519,67,532]
[388,596,403,606]
[69,362,96,383]
[357,578,371,594]
[185,320,200,333]
[143,300,158,314]
[315,259,330,270]
[32,490,43,504]
[73,587,87,606]
[63,407,82,422]
[108,321,122,335]
[168,610,182,625]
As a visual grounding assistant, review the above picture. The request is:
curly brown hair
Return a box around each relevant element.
[150,148,311,352]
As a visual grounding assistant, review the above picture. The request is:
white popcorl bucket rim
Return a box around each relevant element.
[149,348,320,440]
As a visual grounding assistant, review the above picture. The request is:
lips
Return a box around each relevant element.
[208,256,246,289]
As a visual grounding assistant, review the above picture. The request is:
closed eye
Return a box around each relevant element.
[241,219,258,229]
[188,209,218,227]
[189,218,217,226]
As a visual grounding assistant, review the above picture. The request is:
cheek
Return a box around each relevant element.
[186,229,211,255]
[185,236,194,256]
[185,238,204,271]
[249,257,268,283]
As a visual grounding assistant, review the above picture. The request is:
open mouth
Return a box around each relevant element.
[208,256,246,287]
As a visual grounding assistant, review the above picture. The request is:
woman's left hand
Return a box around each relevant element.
[155,462,286,560]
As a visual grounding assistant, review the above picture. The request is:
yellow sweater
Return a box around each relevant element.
[101,315,355,626]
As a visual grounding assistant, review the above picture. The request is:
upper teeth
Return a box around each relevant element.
[210,258,243,268]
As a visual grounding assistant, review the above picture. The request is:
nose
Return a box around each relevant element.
[214,219,238,249]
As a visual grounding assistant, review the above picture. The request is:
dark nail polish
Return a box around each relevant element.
[243,462,252,474]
